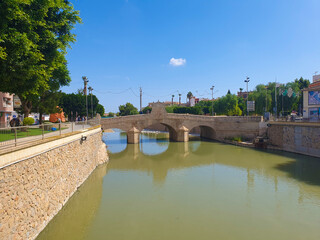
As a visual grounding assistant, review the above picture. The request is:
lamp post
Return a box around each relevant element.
[210,85,214,116]
[82,76,89,124]
[88,86,93,118]
[244,77,250,116]
[179,94,181,105]
[172,95,175,106]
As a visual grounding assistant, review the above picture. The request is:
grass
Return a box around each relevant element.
[0,128,52,142]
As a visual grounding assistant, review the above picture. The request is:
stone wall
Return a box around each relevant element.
[0,128,108,240]
[267,122,320,157]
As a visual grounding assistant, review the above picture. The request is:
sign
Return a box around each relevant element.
[247,101,255,111]
[287,88,293,98]
[308,91,320,105]
[13,95,22,108]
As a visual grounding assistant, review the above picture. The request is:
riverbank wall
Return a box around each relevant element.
[0,127,108,240]
[267,122,320,158]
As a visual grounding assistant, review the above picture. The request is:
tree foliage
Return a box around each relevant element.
[213,94,242,116]
[118,103,139,116]
[142,106,152,114]
[248,77,309,116]
[96,104,105,117]
[0,0,81,116]
[59,93,103,120]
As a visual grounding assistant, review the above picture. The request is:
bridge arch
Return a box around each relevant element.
[141,122,179,142]
[189,125,217,141]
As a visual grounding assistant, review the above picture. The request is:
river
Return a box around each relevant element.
[37,130,320,240]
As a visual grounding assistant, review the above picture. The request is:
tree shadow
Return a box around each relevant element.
[258,148,320,187]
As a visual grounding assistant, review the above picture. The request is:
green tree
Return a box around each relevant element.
[107,112,115,117]
[142,106,152,114]
[33,90,62,124]
[213,94,242,116]
[187,91,193,105]
[59,93,101,120]
[0,0,81,116]
[119,103,139,116]
[196,100,211,115]
[96,104,105,116]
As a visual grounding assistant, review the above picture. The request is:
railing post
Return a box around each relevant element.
[14,128,17,147]
[59,123,61,136]
[42,124,44,140]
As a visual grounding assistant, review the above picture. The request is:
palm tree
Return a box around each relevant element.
[187,91,193,106]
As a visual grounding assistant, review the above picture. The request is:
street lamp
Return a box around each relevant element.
[179,93,181,105]
[172,95,175,106]
[244,77,250,116]
[210,85,214,116]
[88,86,93,118]
[82,76,89,124]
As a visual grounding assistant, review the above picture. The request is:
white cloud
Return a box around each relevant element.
[169,57,186,66]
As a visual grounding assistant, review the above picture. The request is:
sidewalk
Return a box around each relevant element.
[0,123,91,155]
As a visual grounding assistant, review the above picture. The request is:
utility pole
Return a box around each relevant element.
[172,95,175,106]
[210,85,214,116]
[275,82,278,120]
[244,77,250,116]
[140,87,142,112]
[179,94,181,105]
[88,86,93,118]
[82,76,89,124]
[265,86,268,113]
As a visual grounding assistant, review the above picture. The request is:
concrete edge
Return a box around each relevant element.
[0,127,102,169]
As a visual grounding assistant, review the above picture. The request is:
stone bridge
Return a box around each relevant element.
[101,103,267,144]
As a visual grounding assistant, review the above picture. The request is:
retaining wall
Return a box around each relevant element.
[0,128,108,239]
[267,122,320,158]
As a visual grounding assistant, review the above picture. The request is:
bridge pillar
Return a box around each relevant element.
[127,127,140,144]
[175,126,189,142]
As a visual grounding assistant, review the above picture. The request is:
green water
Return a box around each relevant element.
[37,131,320,240]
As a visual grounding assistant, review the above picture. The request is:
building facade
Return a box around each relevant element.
[0,92,14,127]
[303,74,320,120]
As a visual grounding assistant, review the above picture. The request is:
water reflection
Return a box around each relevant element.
[107,131,320,198]
[38,131,320,240]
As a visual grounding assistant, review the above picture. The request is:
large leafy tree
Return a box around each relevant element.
[59,93,102,120]
[213,94,242,116]
[118,103,139,116]
[0,0,81,116]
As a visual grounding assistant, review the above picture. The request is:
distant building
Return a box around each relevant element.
[0,92,14,127]
[237,91,253,99]
[302,74,320,120]
[148,101,187,108]
[313,74,320,83]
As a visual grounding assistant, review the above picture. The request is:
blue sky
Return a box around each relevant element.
[64,0,320,112]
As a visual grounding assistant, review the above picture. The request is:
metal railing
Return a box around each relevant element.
[0,119,101,151]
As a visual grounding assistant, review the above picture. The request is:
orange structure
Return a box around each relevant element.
[49,107,66,123]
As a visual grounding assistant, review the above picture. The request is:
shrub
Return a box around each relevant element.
[23,117,35,126]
